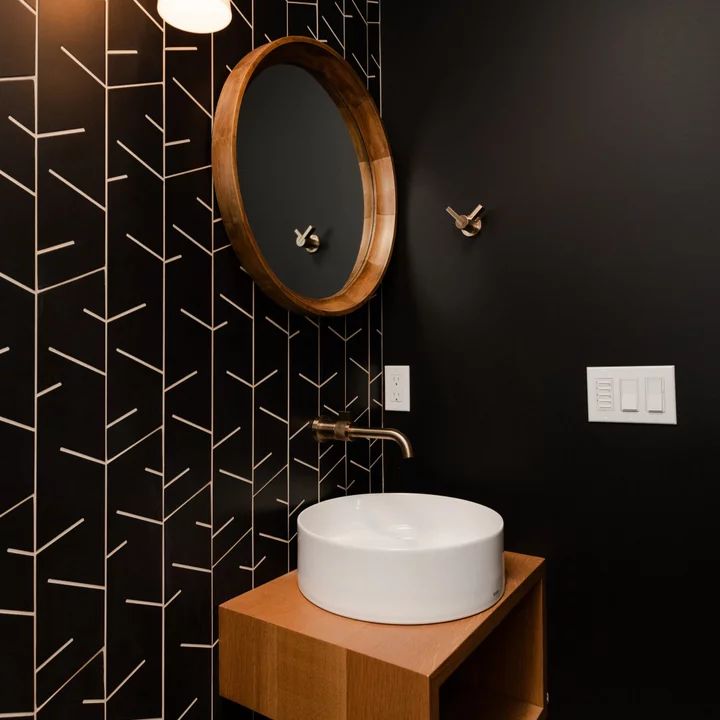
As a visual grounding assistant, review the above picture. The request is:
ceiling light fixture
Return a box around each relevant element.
[157,0,232,34]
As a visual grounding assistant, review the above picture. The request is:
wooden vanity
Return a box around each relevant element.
[219,552,546,719]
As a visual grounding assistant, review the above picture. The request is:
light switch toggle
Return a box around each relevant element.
[646,377,665,413]
[620,379,638,412]
[586,366,676,425]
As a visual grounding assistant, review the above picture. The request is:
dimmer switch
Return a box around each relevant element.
[595,379,614,410]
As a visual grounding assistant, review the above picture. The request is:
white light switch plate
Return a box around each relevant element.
[587,366,677,425]
[385,365,410,412]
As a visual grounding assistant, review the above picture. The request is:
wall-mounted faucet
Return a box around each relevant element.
[311,415,414,459]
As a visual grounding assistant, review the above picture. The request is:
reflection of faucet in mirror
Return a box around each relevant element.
[311,415,414,459]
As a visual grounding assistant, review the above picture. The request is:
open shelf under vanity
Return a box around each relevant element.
[219,552,546,720]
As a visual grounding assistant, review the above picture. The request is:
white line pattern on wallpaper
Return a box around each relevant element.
[0,0,383,717]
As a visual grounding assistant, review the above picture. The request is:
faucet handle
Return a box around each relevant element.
[312,415,351,442]
[335,412,352,439]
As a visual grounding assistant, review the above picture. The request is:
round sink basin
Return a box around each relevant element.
[297,493,504,624]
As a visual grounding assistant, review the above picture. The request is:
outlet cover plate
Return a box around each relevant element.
[385,365,410,412]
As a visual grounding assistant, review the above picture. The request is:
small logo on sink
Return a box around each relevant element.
[493,588,501,598]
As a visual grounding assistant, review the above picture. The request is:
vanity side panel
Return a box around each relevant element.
[219,607,279,715]
[346,653,433,720]
[220,604,348,720]
[276,630,348,720]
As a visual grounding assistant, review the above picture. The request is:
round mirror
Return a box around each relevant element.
[236,64,364,299]
[213,37,396,316]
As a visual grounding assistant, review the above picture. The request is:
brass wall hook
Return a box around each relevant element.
[446,203,484,237]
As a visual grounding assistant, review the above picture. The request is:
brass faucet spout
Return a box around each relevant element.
[311,417,414,459]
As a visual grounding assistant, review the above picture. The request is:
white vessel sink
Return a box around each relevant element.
[297,493,504,624]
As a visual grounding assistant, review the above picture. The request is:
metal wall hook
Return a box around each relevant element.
[295,225,320,253]
[446,203,484,237]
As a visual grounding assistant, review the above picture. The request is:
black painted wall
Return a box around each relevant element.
[0,1,383,719]
[383,1,720,718]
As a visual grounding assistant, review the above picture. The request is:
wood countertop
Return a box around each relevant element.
[219,552,546,719]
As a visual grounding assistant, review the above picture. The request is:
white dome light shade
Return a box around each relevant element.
[157,0,232,34]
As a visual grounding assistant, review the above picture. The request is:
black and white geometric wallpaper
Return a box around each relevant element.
[0,1,384,718]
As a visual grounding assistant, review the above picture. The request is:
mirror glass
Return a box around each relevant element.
[236,64,365,299]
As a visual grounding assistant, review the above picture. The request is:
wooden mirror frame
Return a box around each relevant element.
[212,36,396,316]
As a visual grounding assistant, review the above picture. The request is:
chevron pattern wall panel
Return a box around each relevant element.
[0,1,384,718]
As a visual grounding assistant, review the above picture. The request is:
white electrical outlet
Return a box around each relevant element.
[385,365,410,412]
